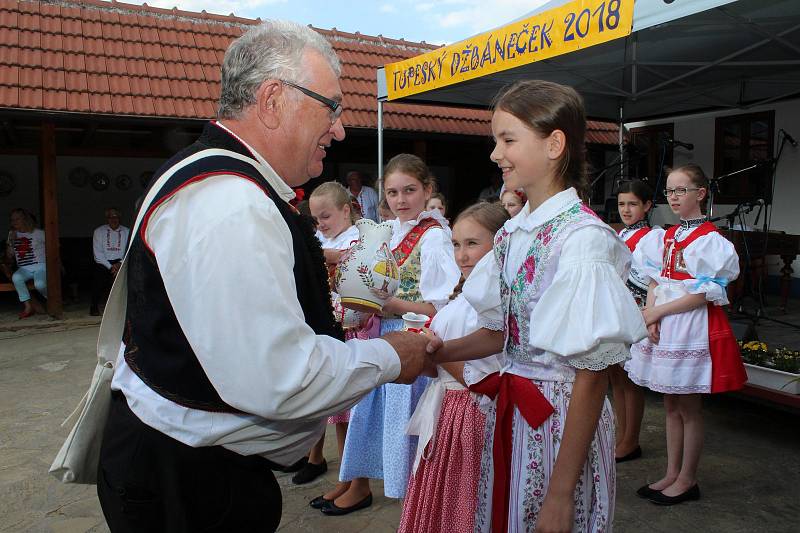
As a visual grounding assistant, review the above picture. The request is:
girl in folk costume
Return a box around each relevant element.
[500,188,527,218]
[626,164,746,505]
[610,180,656,463]
[303,182,380,497]
[330,154,460,515]
[399,202,508,533]
[430,80,647,532]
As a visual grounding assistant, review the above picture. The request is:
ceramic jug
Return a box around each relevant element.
[335,218,400,313]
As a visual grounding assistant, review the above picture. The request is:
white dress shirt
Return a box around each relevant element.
[112,121,401,465]
[93,224,130,269]
[350,185,379,222]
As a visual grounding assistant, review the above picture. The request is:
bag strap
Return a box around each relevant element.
[96,148,264,366]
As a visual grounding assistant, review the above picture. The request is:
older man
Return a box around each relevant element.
[90,208,129,316]
[96,21,430,532]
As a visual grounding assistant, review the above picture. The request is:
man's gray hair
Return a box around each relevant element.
[218,20,341,119]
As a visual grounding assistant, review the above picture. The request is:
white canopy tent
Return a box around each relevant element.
[375,0,800,179]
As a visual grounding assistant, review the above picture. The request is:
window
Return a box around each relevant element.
[713,111,774,204]
[629,123,674,203]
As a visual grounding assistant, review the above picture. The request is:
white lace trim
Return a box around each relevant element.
[569,343,630,371]
[478,316,505,331]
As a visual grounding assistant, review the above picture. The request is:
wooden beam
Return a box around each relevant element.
[39,122,62,318]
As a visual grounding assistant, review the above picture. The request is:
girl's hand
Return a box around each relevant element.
[535,492,574,533]
[642,306,661,326]
[647,322,660,344]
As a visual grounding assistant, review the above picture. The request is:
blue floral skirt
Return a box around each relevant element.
[339,318,431,498]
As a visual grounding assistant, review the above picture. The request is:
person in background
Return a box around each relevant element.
[6,208,46,319]
[478,172,503,202]
[378,198,395,222]
[346,170,379,222]
[425,192,448,219]
[611,180,655,463]
[90,207,130,316]
[499,188,526,218]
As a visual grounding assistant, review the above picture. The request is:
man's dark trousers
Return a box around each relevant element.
[97,392,282,532]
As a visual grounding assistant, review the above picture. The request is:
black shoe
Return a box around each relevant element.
[636,484,661,499]
[89,306,100,316]
[648,484,701,506]
[616,445,642,463]
[276,456,308,473]
[320,493,373,516]
[309,495,333,509]
[292,460,327,485]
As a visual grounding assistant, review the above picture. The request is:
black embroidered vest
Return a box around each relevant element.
[123,122,343,413]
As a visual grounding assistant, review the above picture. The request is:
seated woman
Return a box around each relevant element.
[5,208,47,318]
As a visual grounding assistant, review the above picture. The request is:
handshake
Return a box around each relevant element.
[382,329,444,384]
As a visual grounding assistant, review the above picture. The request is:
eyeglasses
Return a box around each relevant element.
[663,187,701,197]
[281,80,343,124]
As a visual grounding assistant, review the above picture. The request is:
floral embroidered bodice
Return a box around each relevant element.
[494,202,605,369]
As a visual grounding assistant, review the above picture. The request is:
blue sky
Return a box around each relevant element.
[138,0,547,45]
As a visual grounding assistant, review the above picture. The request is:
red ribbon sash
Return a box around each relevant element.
[469,372,555,533]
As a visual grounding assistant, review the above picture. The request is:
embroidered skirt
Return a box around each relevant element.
[474,379,616,533]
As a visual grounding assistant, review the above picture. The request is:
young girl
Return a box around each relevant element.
[431,80,647,532]
[499,188,526,218]
[378,197,395,222]
[299,182,363,491]
[399,202,508,533]
[328,154,460,515]
[626,164,746,505]
[426,192,448,219]
[611,180,655,463]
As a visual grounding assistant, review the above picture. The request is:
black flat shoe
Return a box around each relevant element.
[320,493,373,516]
[616,445,642,463]
[648,484,701,506]
[636,484,661,499]
[292,460,327,485]
[309,495,333,509]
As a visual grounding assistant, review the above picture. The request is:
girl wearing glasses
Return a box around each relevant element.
[626,164,746,505]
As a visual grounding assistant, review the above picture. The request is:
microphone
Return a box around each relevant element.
[663,136,694,150]
[780,128,798,147]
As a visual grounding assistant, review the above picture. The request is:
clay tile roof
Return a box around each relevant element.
[0,0,617,142]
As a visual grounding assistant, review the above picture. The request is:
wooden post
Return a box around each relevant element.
[413,139,427,161]
[40,122,62,318]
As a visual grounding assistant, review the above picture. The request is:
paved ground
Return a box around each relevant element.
[1,324,798,532]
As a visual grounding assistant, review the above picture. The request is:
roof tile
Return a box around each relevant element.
[145,61,168,79]
[127,59,148,77]
[0,9,18,29]
[41,32,63,51]
[40,15,61,33]
[43,69,65,90]
[106,57,127,75]
[42,50,63,69]
[19,87,42,108]
[18,47,41,68]
[19,13,40,32]
[61,18,81,36]
[0,63,19,85]
[0,85,19,107]
[66,91,90,112]
[161,45,182,62]
[43,88,67,110]
[83,20,102,38]
[19,67,43,88]
[103,39,125,58]
[110,94,134,114]
[128,76,151,96]
[63,52,86,72]
[149,78,171,97]
[87,73,110,93]
[62,35,83,53]
[168,79,191,98]
[120,25,142,43]
[65,71,88,91]
[19,30,41,49]
[84,55,107,74]
[89,92,112,113]
[101,21,123,41]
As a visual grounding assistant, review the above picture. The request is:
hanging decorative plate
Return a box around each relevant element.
[139,171,154,189]
[116,174,132,190]
[91,172,110,191]
[0,171,14,196]
[68,166,90,188]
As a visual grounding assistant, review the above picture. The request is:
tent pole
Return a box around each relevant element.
[618,105,624,185]
[377,99,384,198]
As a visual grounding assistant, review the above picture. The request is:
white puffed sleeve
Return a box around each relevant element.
[530,225,647,369]
[632,227,665,282]
[419,227,461,310]
[462,252,504,331]
[681,232,739,305]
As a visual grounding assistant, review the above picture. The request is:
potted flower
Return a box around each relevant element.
[739,341,800,394]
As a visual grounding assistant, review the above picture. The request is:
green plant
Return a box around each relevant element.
[738,341,800,374]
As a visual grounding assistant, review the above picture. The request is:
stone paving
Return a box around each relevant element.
[1,324,798,532]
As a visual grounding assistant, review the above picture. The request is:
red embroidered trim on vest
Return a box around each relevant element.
[624,227,651,252]
[392,218,442,267]
[662,222,718,280]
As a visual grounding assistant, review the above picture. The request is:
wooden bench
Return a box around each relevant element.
[0,279,35,292]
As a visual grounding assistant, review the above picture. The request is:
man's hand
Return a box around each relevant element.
[535,492,574,533]
[110,263,121,276]
[382,331,434,384]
